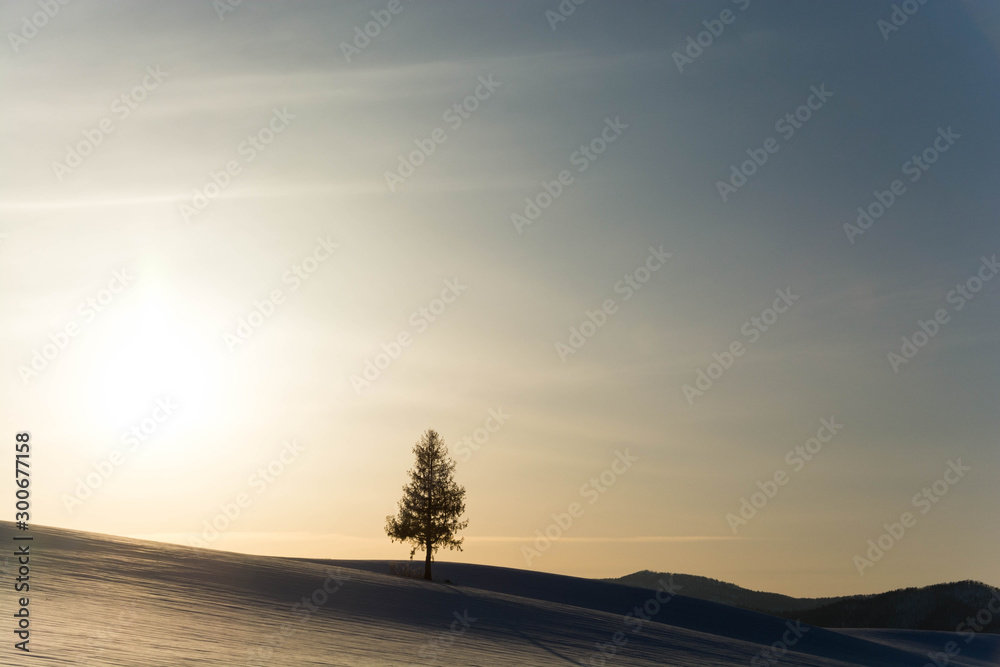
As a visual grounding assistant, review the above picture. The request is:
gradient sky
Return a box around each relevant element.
[2,0,999,597]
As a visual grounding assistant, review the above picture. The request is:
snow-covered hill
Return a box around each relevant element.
[6,523,999,666]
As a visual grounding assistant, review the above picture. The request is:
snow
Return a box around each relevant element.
[5,522,997,666]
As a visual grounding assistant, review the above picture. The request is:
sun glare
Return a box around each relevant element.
[90,291,218,431]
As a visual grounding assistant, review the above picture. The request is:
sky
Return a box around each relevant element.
[1,0,999,598]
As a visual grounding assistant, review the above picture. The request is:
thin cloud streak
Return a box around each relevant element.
[464,536,745,543]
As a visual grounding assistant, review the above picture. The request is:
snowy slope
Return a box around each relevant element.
[5,523,998,666]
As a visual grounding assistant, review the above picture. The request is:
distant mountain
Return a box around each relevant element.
[607,570,844,613]
[792,581,1000,633]
[606,571,1000,634]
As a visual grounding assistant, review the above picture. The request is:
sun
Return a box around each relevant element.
[88,290,219,431]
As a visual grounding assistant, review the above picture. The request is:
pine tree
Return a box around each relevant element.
[385,429,468,580]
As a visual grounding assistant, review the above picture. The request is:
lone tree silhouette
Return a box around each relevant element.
[385,429,468,580]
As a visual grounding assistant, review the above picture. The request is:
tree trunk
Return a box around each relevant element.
[424,543,432,580]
